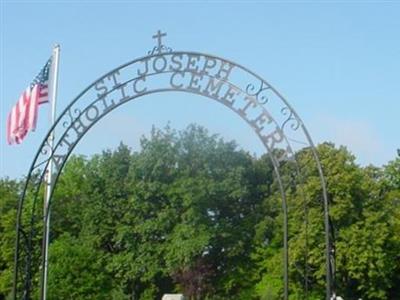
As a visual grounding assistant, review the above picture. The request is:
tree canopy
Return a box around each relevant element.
[1,125,399,299]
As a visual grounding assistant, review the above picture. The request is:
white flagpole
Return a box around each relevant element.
[42,44,60,300]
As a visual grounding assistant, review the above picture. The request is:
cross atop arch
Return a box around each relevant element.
[152,30,167,53]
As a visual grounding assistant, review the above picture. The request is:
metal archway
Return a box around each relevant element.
[13,34,335,300]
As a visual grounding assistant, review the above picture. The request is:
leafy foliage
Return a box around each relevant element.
[0,126,399,299]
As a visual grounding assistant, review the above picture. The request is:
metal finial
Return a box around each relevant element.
[152,30,166,51]
[148,30,172,55]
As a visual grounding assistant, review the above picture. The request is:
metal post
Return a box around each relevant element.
[273,163,289,300]
[40,44,60,300]
[300,128,333,299]
[283,196,289,300]
[310,147,332,300]
[321,169,332,300]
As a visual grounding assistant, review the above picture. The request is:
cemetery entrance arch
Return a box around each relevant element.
[13,32,335,300]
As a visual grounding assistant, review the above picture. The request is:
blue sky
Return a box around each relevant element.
[1,1,399,179]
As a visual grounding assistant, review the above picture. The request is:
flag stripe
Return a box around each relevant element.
[10,106,17,143]
[6,58,52,145]
[27,85,39,130]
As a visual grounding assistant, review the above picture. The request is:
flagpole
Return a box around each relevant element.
[41,44,60,300]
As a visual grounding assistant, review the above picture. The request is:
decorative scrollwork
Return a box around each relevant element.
[40,137,53,156]
[245,81,271,104]
[147,45,173,55]
[281,106,301,131]
[62,107,81,128]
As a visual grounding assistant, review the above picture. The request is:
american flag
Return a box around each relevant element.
[31,58,51,104]
[6,58,52,145]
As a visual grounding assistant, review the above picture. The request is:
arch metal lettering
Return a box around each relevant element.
[13,38,335,300]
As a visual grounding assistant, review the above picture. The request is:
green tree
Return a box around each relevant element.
[2,127,400,299]
[47,233,113,299]
[0,179,20,299]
